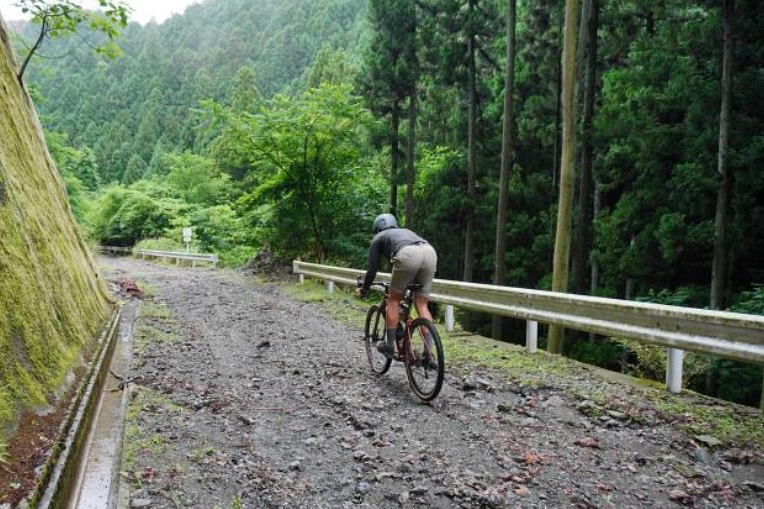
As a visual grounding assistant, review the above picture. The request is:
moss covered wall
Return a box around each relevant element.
[0,14,110,450]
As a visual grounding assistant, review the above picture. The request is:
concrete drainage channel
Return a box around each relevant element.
[31,301,138,509]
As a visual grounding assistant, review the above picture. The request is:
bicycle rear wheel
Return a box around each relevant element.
[404,318,444,402]
[364,304,392,375]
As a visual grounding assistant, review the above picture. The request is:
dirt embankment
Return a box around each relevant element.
[103,256,764,509]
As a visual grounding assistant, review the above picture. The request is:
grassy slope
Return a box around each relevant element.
[0,16,109,451]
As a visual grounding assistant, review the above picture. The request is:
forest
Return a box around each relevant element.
[7,0,764,406]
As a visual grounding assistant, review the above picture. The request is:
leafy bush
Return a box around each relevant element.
[90,185,181,246]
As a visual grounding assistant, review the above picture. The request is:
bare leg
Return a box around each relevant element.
[414,295,436,359]
[414,295,432,321]
[378,290,404,357]
[387,291,404,328]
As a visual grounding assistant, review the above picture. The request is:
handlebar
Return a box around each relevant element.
[355,275,421,293]
[356,274,388,290]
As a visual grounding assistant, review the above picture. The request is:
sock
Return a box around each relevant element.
[386,327,397,349]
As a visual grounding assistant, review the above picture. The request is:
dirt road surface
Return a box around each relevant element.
[101,257,764,509]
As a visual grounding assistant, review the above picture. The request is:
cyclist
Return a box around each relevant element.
[355,213,438,360]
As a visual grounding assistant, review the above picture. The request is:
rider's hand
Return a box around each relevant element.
[355,288,366,299]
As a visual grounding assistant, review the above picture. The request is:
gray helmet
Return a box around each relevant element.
[373,213,398,233]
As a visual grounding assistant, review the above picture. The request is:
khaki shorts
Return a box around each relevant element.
[390,243,437,297]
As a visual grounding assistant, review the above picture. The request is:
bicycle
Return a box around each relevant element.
[358,279,445,402]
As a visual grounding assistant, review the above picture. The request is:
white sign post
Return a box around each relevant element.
[182,227,192,253]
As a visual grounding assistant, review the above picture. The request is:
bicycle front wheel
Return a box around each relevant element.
[364,304,392,375]
[404,318,444,402]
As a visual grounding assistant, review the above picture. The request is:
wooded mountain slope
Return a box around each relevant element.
[0,15,109,451]
[21,0,368,185]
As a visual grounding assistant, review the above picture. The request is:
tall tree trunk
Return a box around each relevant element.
[571,0,599,295]
[464,23,477,283]
[492,0,517,340]
[711,0,734,311]
[390,101,400,217]
[591,181,600,295]
[548,0,581,355]
[405,90,417,228]
[552,56,562,190]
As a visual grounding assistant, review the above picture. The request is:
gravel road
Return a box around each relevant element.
[101,256,764,509]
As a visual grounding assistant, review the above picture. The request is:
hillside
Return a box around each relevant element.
[0,15,109,453]
[16,0,368,184]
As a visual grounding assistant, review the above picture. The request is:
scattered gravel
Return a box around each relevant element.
[102,256,764,509]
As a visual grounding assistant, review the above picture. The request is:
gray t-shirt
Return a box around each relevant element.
[361,228,427,292]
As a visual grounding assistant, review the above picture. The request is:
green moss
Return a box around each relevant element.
[0,23,109,447]
[650,394,764,448]
[123,385,180,484]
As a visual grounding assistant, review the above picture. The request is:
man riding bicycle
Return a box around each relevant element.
[355,214,438,360]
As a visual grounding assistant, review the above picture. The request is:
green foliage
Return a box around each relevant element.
[208,83,381,262]
[15,0,130,81]
[165,152,233,207]
[89,184,180,246]
[730,284,764,315]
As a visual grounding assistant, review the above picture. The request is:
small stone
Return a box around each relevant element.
[289,461,301,471]
[304,437,317,446]
[514,486,530,497]
[607,410,627,420]
[130,499,153,509]
[633,453,649,465]
[409,486,428,496]
[497,403,512,413]
[744,481,764,492]
[694,435,722,448]
[543,395,565,407]
[691,447,712,464]
[398,491,410,504]
[356,481,371,495]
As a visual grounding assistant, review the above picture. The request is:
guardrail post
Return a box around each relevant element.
[326,281,334,294]
[299,274,305,284]
[666,348,684,393]
[445,305,454,332]
[526,320,538,354]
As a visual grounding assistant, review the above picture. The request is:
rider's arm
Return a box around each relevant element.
[361,236,384,295]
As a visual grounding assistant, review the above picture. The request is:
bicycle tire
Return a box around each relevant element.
[364,304,392,375]
[404,318,444,402]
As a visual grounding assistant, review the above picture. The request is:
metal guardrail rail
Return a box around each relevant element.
[293,260,764,398]
[135,249,219,267]
[98,245,132,254]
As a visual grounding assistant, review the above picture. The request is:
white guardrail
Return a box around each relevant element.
[135,249,219,267]
[293,260,764,398]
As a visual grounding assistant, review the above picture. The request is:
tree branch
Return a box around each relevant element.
[18,15,49,84]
